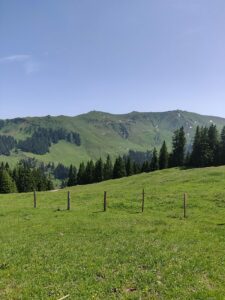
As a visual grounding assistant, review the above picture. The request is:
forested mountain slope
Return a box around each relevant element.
[1,110,225,166]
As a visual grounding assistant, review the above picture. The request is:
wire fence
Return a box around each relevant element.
[0,188,224,221]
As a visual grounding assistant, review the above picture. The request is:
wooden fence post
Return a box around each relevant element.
[142,188,145,212]
[67,191,71,210]
[33,190,36,208]
[183,193,187,218]
[104,191,107,212]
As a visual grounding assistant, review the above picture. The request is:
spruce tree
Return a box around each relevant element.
[85,160,95,184]
[77,162,86,185]
[159,141,168,169]
[0,169,17,193]
[113,156,126,178]
[94,158,103,182]
[141,160,150,172]
[103,155,113,180]
[67,165,77,186]
[16,164,34,192]
[190,126,201,167]
[150,148,159,171]
[208,124,219,165]
[220,126,225,165]
[170,127,186,167]
[125,157,133,176]
[190,126,211,167]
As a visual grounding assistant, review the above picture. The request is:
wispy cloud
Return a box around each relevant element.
[0,54,40,74]
[0,54,31,63]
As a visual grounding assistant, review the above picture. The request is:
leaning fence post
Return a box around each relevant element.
[67,191,71,210]
[183,193,187,218]
[33,190,37,208]
[142,188,145,212]
[103,191,107,212]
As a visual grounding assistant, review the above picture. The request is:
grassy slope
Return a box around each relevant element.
[1,110,225,166]
[0,167,225,299]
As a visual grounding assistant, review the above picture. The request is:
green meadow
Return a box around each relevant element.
[0,167,225,299]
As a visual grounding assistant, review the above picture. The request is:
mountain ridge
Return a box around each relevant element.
[1,110,225,166]
[1,109,225,120]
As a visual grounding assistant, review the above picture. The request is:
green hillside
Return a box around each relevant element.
[0,167,224,299]
[1,110,225,166]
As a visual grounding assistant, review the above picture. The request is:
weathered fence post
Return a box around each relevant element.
[104,191,107,212]
[33,190,37,208]
[183,193,187,218]
[67,191,71,210]
[142,188,145,212]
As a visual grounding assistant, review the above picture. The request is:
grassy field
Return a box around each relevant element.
[0,167,225,299]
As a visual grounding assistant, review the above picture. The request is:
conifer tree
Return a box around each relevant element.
[190,126,201,167]
[77,162,86,184]
[0,169,17,193]
[67,165,77,186]
[170,127,186,167]
[208,124,219,165]
[113,156,126,178]
[85,160,95,184]
[150,148,159,171]
[125,157,133,176]
[159,141,168,169]
[16,164,34,192]
[190,126,211,167]
[132,161,140,174]
[141,160,150,172]
[94,158,103,182]
[220,126,225,165]
[103,155,113,180]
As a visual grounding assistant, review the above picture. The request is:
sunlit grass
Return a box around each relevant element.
[0,167,225,299]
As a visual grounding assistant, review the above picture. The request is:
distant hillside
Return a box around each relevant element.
[1,110,225,166]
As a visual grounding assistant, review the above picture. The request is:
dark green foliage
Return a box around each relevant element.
[85,160,95,184]
[67,165,78,186]
[0,120,4,129]
[125,157,133,176]
[113,156,127,179]
[53,163,69,180]
[0,169,17,193]
[159,141,168,169]
[132,161,141,174]
[0,160,54,193]
[14,164,34,192]
[94,158,103,182]
[0,135,17,155]
[150,148,159,171]
[18,128,81,155]
[77,162,86,185]
[170,127,186,167]
[190,126,213,167]
[141,161,150,173]
[220,126,225,165]
[208,124,220,165]
[128,150,152,165]
[103,155,113,180]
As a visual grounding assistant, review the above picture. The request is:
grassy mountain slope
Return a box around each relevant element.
[0,167,225,299]
[1,110,225,166]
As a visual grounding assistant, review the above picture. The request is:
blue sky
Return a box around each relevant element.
[0,0,225,118]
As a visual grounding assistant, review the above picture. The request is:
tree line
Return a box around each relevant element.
[18,128,81,154]
[0,161,54,194]
[66,124,225,186]
[1,124,225,193]
[0,128,81,156]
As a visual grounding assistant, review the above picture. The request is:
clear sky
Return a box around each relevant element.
[0,0,225,119]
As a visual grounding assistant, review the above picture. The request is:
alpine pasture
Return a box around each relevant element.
[0,167,225,299]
